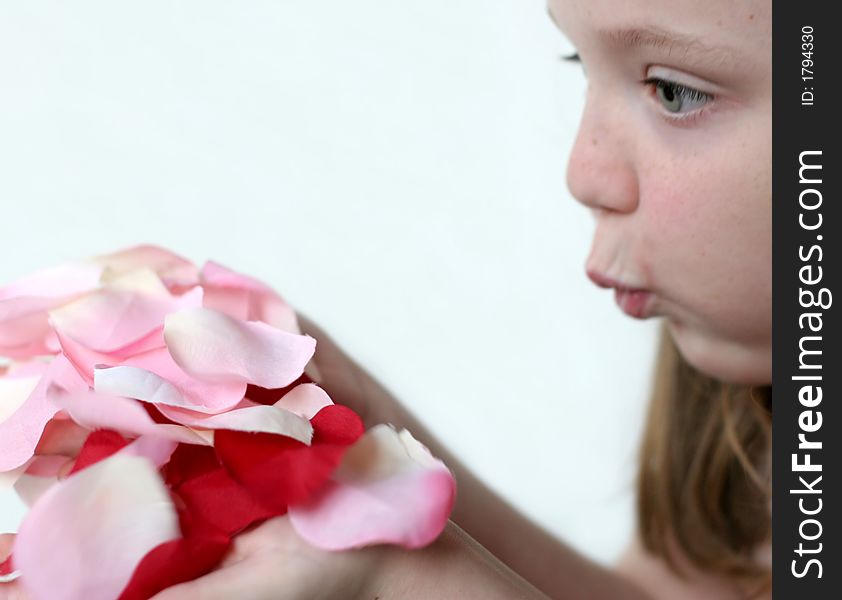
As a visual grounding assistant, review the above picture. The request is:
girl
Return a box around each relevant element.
[2,0,773,598]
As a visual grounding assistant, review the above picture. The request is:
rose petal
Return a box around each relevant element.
[33,416,90,457]
[157,402,313,445]
[118,435,179,468]
[0,367,45,424]
[162,444,220,489]
[93,245,199,287]
[68,429,130,474]
[14,473,62,507]
[214,405,363,512]
[201,261,300,333]
[0,262,102,301]
[0,263,102,359]
[24,455,73,478]
[273,383,334,420]
[175,467,279,536]
[14,455,180,600]
[0,460,31,491]
[0,556,15,581]
[289,426,456,550]
[51,387,209,445]
[50,287,202,353]
[54,329,118,385]
[93,347,247,414]
[0,298,65,359]
[0,356,86,471]
[118,507,230,600]
[243,373,312,406]
[163,308,315,389]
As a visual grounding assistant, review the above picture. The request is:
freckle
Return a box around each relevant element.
[749,13,754,20]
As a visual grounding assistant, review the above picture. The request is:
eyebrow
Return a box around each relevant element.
[599,26,736,66]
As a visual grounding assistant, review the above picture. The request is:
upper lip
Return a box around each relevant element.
[586,269,649,293]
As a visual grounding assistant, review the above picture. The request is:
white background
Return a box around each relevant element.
[0,1,659,565]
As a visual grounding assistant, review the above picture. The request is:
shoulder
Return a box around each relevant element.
[613,535,770,600]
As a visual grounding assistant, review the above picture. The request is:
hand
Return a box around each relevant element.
[151,516,383,600]
[2,520,382,600]
[298,314,402,429]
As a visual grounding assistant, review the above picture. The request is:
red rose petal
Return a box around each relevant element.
[164,443,221,489]
[245,373,312,406]
[215,405,363,511]
[141,402,180,426]
[310,404,365,445]
[175,467,280,536]
[69,429,130,475]
[0,554,13,576]
[118,505,230,600]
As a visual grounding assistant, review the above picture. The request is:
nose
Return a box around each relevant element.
[566,90,639,214]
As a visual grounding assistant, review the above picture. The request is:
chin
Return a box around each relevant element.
[666,320,772,386]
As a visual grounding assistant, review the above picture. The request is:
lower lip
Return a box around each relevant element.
[614,289,652,319]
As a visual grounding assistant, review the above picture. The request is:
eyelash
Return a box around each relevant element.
[641,77,714,125]
[561,52,715,126]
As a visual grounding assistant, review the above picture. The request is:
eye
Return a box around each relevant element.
[560,51,586,77]
[644,78,712,114]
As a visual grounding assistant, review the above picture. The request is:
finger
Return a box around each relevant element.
[150,558,285,600]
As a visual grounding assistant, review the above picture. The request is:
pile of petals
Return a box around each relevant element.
[0,245,456,600]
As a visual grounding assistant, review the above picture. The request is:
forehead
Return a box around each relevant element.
[547,0,770,56]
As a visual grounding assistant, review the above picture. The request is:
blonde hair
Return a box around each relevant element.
[637,325,772,596]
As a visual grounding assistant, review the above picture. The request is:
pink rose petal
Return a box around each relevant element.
[101,267,171,295]
[118,435,179,468]
[93,346,247,414]
[156,401,313,444]
[0,263,103,360]
[0,262,102,301]
[0,366,45,425]
[201,261,300,333]
[54,327,169,387]
[273,383,334,420]
[54,329,119,385]
[0,297,60,359]
[49,387,209,445]
[13,455,75,507]
[163,308,315,389]
[289,426,456,550]
[92,245,199,287]
[23,455,72,478]
[14,472,60,508]
[14,455,180,600]
[0,356,86,471]
[0,460,32,491]
[50,287,202,353]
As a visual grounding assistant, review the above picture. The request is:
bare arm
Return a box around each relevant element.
[300,316,651,600]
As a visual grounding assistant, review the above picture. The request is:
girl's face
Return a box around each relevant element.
[550,0,772,384]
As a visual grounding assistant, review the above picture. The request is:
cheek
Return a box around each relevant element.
[638,150,771,341]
